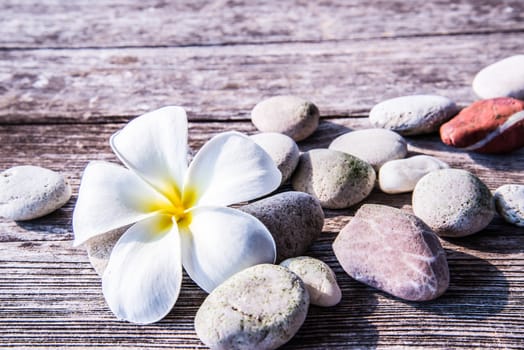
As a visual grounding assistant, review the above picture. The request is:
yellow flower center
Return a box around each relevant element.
[148,183,197,230]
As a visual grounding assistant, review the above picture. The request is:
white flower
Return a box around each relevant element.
[73,106,281,324]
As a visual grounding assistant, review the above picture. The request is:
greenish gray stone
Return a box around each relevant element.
[195,264,309,350]
[291,149,375,209]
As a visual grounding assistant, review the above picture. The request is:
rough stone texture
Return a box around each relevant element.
[251,95,320,141]
[0,165,72,221]
[440,98,524,153]
[333,204,449,301]
[240,191,324,262]
[195,264,309,350]
[280,256,342,307]
[378,155,450,194]
[85,227,127,276]
[494,184,524,227]
[473,55,524,100]
[412,169,495,237]
[291,149,375,209]
[328,128,408,171]
[369,94,458,135]
[250,132,300,184]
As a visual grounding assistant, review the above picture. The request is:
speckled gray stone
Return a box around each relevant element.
[251,95,320,141]
[369,94,459,135]
[412,169,495,237]
[250,132,300,184]
[280,256,342,307]
[85,227,127,276]
[473,55,524,100]
[494,184,524,227]
[0,165,72,221]
[240,191,324,263]
[328,128,408,171]
[378,155,450,194]
[195,264,309,350]
[333,204,449,301]
[291,149,375,209]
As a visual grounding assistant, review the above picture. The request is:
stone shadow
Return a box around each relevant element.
[413,250,509,319]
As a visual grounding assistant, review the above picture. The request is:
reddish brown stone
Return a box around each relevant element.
[440,97,524,153]
[333,204,449,301]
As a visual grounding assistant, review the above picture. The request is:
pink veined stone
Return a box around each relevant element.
[439,97,524,153]
[333,204,449,301]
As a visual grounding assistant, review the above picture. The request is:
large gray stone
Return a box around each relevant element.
[240,191,324,262]
[0,165,71,221]
[333,204,449,301]
[291,149,375,209]
[195,264,309,350]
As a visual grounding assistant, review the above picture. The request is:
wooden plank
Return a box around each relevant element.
[1,0,523,49]
[1,120,523,348]
[0,32,522,123]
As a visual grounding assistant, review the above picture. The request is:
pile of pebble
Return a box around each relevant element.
[1,55,523,350]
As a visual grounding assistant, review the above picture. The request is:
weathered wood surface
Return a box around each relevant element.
[2,0,524,48]
[1,33,522,123]
[1,0,524,348]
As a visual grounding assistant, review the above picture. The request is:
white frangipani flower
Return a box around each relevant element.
[73,106,281,324]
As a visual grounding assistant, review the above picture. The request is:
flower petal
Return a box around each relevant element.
[110,106,189,199]
[102,215,182,324]
[180,206,276,292]
[184,131,281,207]
[73,161,171,246]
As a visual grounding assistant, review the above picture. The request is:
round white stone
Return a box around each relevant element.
[280,256,342,307]
[494,184,524,227]
[369,94,458,135]
[329,128,407,171]
[0,165,72,221]
[473,55,524,100]
[250,132,300,184]
[378,155,449,194]
[412,169,495,237]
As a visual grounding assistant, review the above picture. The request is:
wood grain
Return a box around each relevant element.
[1,0,523,49]
[1,32,522,123]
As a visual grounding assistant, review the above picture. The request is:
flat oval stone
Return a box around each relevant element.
[240,191,324,262]
[412,169,495,237]
[250,132,300,184]
[440,98,524,154]
[328,128,408,171]
[369,94,458,135]
[251,95,320,141]
[473,55,524,100]
[0,165,72,221]
[494,184,524,227]
[195,264,309,350]
[280,256,342,307]
[333,204,449,301]
[378,155,449,194]
[291,149,375,209]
